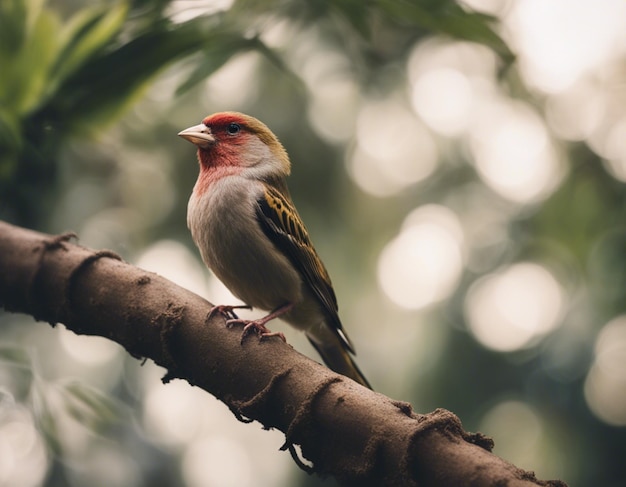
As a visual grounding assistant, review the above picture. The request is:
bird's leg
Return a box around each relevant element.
[208,304,252,321]
[226,303,294,344]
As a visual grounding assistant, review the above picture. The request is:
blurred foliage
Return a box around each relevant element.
[0,345,126,453]
[0,0,272,224]
[0,0,512,226]
[1,0,625,487]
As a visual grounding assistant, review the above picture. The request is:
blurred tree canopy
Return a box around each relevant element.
[0,0,512,226]
[1,0,625,486]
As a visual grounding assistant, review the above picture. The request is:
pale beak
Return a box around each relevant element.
[178,123,215,149]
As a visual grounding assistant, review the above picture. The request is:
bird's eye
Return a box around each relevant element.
[227,123,241,135]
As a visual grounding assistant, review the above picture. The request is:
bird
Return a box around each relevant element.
[178,112,371,389]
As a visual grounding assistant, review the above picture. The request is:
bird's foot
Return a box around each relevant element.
[208,304,252,321]
[226,303,294,344]
[226,318,287,344]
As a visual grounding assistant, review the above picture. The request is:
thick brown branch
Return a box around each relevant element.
[0,220,567,487]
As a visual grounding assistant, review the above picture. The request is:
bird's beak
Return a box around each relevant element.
[178,123,215,149]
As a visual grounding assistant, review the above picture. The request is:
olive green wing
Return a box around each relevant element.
[256,184,355,353]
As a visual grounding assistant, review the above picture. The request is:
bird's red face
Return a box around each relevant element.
[201,112,248,141]
[177,112,254,167]
[179,112,291,194]
[180,111,289,166]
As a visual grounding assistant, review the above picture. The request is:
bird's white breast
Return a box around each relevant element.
[187,176,303,312]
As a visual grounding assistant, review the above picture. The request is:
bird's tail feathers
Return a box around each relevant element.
[306,330,372,389]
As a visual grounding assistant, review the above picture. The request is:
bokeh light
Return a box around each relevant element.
[407,39,498,90]
[480,400,541,463]
[544,78,606,142]
[584,315,626,426]
[479,400,564,479]
[407,39,498,138]
[378,205,464,309]
[465,263,564,351]
[299,47,360,144]
[4,0,626,484]
[468,99,564,203]
[504,0,626,94]
[0,407,48,487]
[460,0,511,16]
[167,0,235,23]
[142,368,291,486]
[136,239,247,317]
[410,67,473,137]
[307,75,360,144]
[203,53,260,110]
[58,330,122,367]
[136,239,210,297]
[182,436,252,487]
[347,101,438,197]
[144,379,211,445]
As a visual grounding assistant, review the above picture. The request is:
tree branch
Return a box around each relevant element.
[0,220,567,487]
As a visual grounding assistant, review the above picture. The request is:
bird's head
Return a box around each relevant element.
[178,112,291,179]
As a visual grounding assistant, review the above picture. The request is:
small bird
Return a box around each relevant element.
[179,112,371,389]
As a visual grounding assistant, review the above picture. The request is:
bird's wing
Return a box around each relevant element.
[256,184,355,353]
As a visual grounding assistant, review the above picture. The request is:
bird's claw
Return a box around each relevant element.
[226,318,286,344]
[208,304,252,321]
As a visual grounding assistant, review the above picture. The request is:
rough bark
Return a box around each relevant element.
[0,220,568,487]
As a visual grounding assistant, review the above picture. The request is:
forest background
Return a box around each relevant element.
[1,0,625,486]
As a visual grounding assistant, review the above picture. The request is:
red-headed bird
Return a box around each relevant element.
[179,112,371,389]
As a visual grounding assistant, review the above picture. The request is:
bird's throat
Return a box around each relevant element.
[193,163,242,196]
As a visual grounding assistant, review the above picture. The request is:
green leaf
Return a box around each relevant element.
[31,385,62,455]
[60,381,124,431]
[0,0,28,54]
[0,345,31,369]
[0,109,21,183]
[0,6,62,115]
[50,3,129,90]
[330,0,374,39]
[376,0,514,64]
[37,19,212,134]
